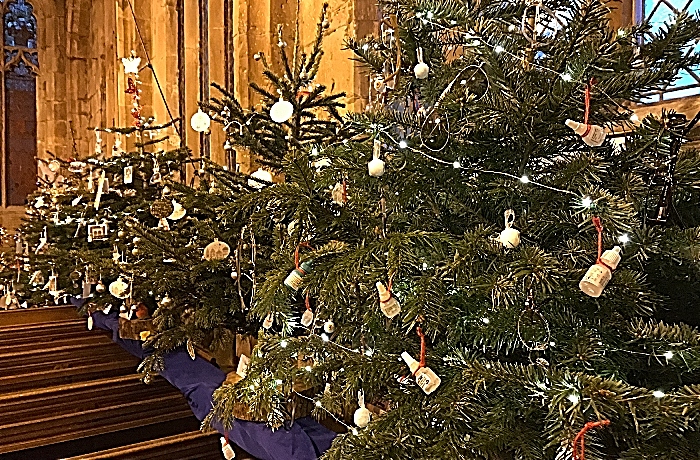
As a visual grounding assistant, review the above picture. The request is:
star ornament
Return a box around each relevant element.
[121,52,141,75]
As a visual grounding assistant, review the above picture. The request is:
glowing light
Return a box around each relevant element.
[663,351,674,359]
[618,234,630,244]
[275,379,283,385]
[494,45,504,54]
[629,113,639,123]
[280,340,288,348]
[426,11,434,19]
[362,44,369,51]
[321,333,330,342]
[561,73,573,82]
[305,365,313,372]
[352,428,359,436]
[481,317,490,324]
[453,160,461,169]
[581,196,593,208]
[399,140,408,149]
[520,175,530,184]
[653,390,665,398]
[365,349,374,357]
[567,394,580,404]
[315,400,323,407]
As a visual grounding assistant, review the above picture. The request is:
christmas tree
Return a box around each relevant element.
[194,1,700,459]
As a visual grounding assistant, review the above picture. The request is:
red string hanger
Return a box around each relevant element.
[294,241,313,271]
[582,77,596,135]
[572,419,610,460]
[415,326,427,373]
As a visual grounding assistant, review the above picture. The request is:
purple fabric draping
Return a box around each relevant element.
[90,310,337,459]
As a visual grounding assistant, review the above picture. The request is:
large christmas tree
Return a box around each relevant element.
[196,1,700,459]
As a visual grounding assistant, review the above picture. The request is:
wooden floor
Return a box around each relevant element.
[0,309,228,459]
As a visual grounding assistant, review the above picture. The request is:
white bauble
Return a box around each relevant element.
[368,158,385,177]
[354,407,371,428]
[323,320,335,334]
[248,168,273,189]
[499,227,520,249]
[270,99,294,123]
[190,109,211,133]
[414,62,430,80]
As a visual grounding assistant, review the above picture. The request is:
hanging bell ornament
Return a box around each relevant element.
[498,209,520,249]
[96,280,106,293]
[190,109,211,133]
[414,47,430,80]
[368,139,385,177]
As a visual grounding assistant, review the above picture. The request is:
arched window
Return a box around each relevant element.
[2,0,37,206]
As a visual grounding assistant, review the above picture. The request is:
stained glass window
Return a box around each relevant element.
[641,0,700,102]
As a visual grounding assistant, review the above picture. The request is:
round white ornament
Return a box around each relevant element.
[203,239,231,261]
[248,168,273,189]
[109,277,130,299]
[301,309,314,327]
[270,98,294,123]
[414,47,429,80]
[353,390,371,428]
[499,209,520,249]
[323,320,335,334]
[48,160,61,172]
[190,109,211,133]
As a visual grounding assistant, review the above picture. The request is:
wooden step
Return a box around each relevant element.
[62,430,224,460]
[0,345,128,377]
[0,334,113,356]
[0,376,176,425]
[0,394,194,454]
[0,306,79,327]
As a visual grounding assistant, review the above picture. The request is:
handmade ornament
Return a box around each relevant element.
[190,109,211,132]
[121,51,141,75]
[368,139,385,177]
[376,281,401,318]
[28,270,43,286]
[323,319,335,334]
[96,280,106,293]
[301,294,314,327]
[236,354,250,378]
[373,76,386,93]
[284,244,313,291]
[498,209,520,248]
[579,217,622,298]
[150,198,174,219]
[87,223,109,242]
[87,315,93,331]
[402,327,441,395]
[248,168,273,189]
[94,129,103,156]
[331,181,347,206]
[414,47,429,80]
[46,274,58,295]
[123,165,133,184]
[354,390,371,428]
[109,277,130,299]
[203,239,231,261]
[220,437,235,460]
[270,98,294,123]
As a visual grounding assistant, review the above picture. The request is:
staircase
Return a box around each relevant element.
[0,308,226,459]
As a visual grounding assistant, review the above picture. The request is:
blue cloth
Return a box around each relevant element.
[90,311,337,459]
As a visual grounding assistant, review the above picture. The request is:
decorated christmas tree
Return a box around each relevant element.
[193,1,700,459]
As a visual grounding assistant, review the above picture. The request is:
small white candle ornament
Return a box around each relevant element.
[565,119,606,147]
[579,246,622,297]
[499,209,520,248]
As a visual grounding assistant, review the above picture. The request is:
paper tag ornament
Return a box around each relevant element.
[150,199,175,219]
[221,438,235,460]
[402,352,441,395]
[262,313,274,329]
[376,282,401,318]
[87,223,109,242]
[203,239,231,261]
[87,315,93,331]
[94,171,106,210]
[124,166,133,184]
[498,209,520,249]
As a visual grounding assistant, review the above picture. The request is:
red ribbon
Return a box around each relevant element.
[591,216,609,268]
[573,419,610,460]
[416,326,426,370]
[583,78,596,125]
[305,293,312,311]
[294,242,313,271]
[342,179,348,204]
